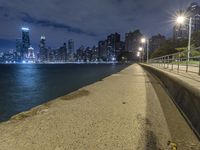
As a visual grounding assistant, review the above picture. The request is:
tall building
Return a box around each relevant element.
[59,43,67,62]
[54,43,67,62]
[125,30,143,53]
[107,33,121,60]
[173,24,188,40]
[119,41,125,52]
[97,33,123,61]
[91,45,98,61]
[76,45,85,62]
[16,38,22,62]
[149,34,166,52]
[48,48,55,62]
[27,46,35,62]
[16,39,22,54]
[107,33,120,51]
[173,2,200,40]
[68,39,74,54]
[39,36,48,63]
[68,39,74,61]
[98,40,108,61]
[21,27,30,60]
[187,2,200,32]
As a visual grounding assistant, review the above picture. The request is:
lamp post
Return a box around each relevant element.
[138,47,143,62]
[137,51,141,57]
[188,17,192,62]
[141,37,149,63]
[137,51,141,62]
[176,15,192,63]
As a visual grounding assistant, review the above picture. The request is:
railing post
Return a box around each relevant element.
[157,59,158,67]
[177,52,180,72]
[171,56,174,70]
[162,57,164,68]
[167,55,169,69]
[164,57,166,68]
[157,59,159,67]
[186,59,188,72]
[159,59,161,67]
[199,59,200,76]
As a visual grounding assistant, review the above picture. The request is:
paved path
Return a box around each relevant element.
[151,63,200,81]
[0,64,199,150]
[150,62,200,74]
[149,63,200,88]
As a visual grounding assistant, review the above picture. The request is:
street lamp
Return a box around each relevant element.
[141,38,146,43]
[137,51,141,57]
[141,37,149,63]
[176,15,192,63]
[176,16,186,24]
[138,47,143,51]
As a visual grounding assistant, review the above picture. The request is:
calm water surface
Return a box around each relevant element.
[0,64,129,122]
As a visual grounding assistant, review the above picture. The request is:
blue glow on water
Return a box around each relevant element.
[0,64,128,122]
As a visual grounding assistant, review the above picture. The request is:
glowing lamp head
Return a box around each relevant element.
[139,47,143,51]
[176,16,186,24]
[137,52,141,57]
[141,38,146,43]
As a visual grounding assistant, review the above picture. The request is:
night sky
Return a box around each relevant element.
[0,0,198,50]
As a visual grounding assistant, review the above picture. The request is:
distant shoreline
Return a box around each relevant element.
[0,62,133,65]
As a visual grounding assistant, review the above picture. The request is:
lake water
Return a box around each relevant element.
[0,64,129,122]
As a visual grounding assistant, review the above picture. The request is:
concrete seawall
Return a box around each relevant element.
[141,64,200,139]
[0,64,199,149]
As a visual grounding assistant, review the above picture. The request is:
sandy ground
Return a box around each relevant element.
[0,64,199,150]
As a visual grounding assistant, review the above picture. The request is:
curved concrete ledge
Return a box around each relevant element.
[141,64,200,139]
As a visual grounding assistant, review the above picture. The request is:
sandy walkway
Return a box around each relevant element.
[0,64,199,150]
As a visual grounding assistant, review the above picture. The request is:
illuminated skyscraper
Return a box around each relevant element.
[68,39,74,54]
[59,43,67,62]
[27,46,35,62]
[16,39,22,53]
[16,38,22,62]
[98,40,107,61]
[107,33,120,60]
[107,33,120,51]
[39,36,48,62]
[68,39,74,61]
[21,27,30,59]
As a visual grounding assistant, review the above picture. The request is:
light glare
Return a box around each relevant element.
[141,38,146,43]
[139,47,143,51]
[137,52,140,57]
[176,16,186,24]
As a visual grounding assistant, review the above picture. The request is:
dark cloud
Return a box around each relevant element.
[0,0,198,49]
[20,13,97,37]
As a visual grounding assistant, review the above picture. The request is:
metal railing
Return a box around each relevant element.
[149,50,200,75]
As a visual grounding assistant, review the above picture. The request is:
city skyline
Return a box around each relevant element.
[2,0,200,64]
[0,0,197,50]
